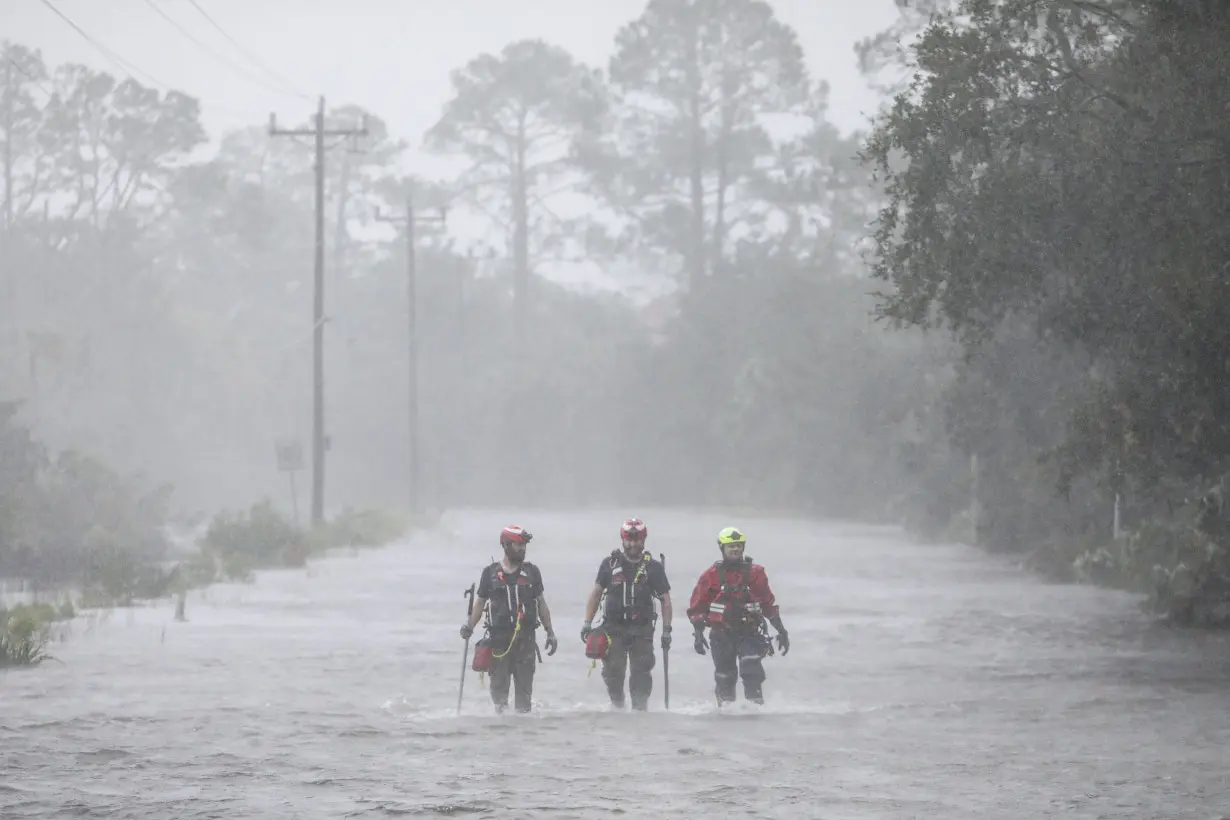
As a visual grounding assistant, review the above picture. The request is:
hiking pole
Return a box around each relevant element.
[458,582,476,715]
[661,552,670,711]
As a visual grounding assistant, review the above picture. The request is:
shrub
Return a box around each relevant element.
[199,500,306,572]
[0,602,61,667]
[307,507,411,553]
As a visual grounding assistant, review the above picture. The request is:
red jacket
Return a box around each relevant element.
[687,560,779,628]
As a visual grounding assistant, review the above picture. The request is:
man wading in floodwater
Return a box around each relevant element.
[687,526,790,705]
[580,518,673,710]
[461,526,559,713]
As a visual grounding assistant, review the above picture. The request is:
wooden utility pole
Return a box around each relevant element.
[376,193,446,515]
[269,97,367,526]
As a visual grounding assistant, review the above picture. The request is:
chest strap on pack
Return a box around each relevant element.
[489,566,528,656]
[717,564,757,622]
[609,551,653,612]
[627,552,651,609]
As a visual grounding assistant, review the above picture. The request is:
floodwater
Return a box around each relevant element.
[3,508,1230,819]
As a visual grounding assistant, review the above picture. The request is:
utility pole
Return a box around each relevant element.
[269,96,367,526]
[376,192,447,515]
[970,452,980,548]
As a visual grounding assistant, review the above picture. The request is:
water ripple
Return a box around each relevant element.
[4,510,1228,819]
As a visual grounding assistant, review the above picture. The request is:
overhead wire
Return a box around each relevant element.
[140,0,308,102]
[185,0,311,100]
[39,0,171,90]
[36,0,290,122]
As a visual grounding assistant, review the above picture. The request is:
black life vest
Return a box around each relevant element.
[602,550,657,625]
[709,558,763,626]
[485,562,540,632]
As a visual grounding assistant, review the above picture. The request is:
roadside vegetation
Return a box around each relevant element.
[0,404,417,668]
[860,0,1230,626]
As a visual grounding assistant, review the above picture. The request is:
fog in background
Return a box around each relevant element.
[9,0,1222,618]
[0,0,927,522]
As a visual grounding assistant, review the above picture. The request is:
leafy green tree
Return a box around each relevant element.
[855,0,957,94]
[862,0,1230,572]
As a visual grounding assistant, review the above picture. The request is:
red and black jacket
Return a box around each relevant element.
[686,558,779,629]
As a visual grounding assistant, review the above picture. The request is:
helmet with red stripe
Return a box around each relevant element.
[500,525,532,547]
[621,518,647,543]
[620,518,647,559]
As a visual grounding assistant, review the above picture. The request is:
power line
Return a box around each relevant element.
[141,0,306,101]
[186,0,309,100]
[36,0,281,121]
[39,0,171,91]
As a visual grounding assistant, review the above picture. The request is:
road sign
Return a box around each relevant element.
[275,438,304,473]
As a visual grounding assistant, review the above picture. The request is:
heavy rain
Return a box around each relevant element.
[3,1,1230,818]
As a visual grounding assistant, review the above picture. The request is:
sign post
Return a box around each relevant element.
[275,438,305,527]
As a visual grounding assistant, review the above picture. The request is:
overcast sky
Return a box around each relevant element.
[5,1,900,157]
[4,0,903,295]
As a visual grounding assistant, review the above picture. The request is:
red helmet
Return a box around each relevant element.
[500,525,532,547]
[620,518,647,543]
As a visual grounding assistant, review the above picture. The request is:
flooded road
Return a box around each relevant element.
[4,508,1230,818]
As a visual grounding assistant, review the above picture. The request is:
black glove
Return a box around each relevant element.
[544,632,558,656]
[460,623,473,640]
[692,623,708,655]
[580,621,592,643]
[769,615,789,656]
[660,626,672,652]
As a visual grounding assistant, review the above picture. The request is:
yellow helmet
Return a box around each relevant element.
[717,526,745,546]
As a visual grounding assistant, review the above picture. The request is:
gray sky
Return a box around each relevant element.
[6,0,899,156]
[5,0,902,294]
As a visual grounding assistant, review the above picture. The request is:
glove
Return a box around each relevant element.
[660,626,672,652]
[545,631,558,656]
[692,623,708,655]
[460,623,473,640]
[769,615,789,656]
[580,621,592,643]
